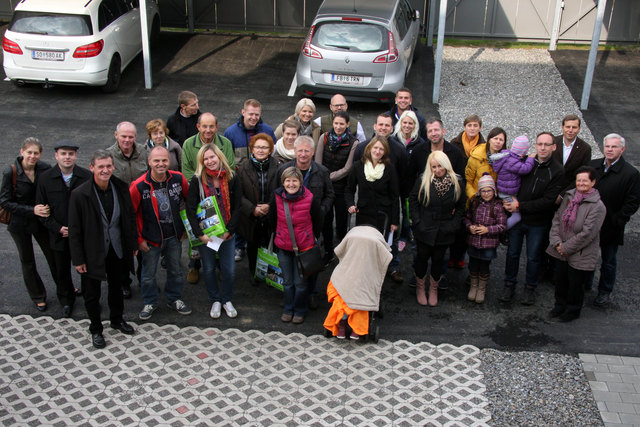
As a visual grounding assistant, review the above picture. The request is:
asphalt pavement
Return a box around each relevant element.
[0,31,638,358]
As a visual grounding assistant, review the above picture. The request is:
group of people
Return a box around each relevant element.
[1,87,638,348]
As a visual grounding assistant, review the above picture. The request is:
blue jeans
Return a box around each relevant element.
[504,222,547,288]
[598,243,619,295]
[141,236,184,306]
[198,235,235,304]
[278,250,309,317]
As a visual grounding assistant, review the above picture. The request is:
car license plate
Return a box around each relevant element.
[32,50,64,61]
[331,74,364,86]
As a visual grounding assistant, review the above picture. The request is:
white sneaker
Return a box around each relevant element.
[210,301,221,319]
[223,301,237,318]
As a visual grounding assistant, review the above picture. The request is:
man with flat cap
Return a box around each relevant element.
[36,140,91,318]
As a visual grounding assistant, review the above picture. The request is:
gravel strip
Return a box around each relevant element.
[439,47,602,157]
[480,349,603,426]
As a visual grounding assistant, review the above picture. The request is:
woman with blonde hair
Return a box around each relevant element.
[186,143,241,319]
[274,98,321,146]
[393,111,424,155]
[409,151,465,307]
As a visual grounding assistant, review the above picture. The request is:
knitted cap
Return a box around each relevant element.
[477,173,496,194]
[511,135,530,156]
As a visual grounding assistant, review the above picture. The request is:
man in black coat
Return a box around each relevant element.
[36,141,91,318]
[166,90,201,146]
[68,150,138,349]
[552,114,592,197]
[588,133,640,307]
[385,87,427,141]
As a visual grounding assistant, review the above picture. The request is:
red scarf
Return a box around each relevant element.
[203,169,231,223]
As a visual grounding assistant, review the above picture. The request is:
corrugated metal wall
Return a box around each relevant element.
[1,0,638,43]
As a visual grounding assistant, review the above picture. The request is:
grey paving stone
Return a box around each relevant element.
[608,382,637,393]
[606,402,638,415]
[600,411,622,423]
[580,354,598,363]
[619,413,640,425]
[591,381,610,391]
[592,390,623,403]
[620,393,640,404]
[621,356,640,366]
[584,363,612,373]
[595,372,625,383]
[608,365,639,375]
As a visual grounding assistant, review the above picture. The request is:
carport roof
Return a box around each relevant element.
[316,0,397,21]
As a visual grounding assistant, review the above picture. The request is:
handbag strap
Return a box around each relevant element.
[282,200,299,255]
[11,165,16,196]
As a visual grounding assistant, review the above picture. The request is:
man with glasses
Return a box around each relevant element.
[167,90,202,147]
[315,94,366,143]
[500,132,564,306]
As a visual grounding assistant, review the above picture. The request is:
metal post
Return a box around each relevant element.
[432,0,447,103]
[549,0,564,51]
[427,0,437,47]
[139,0,152,89]
[187,0,194,34]
[580,0,607,110]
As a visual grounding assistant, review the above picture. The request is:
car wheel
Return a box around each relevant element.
[150,16,160,47]
[102,55,121,93]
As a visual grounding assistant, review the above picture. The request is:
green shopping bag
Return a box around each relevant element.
[180,177,228,248]
[255,236,283,291]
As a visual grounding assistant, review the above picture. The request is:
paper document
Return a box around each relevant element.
[206,235,225,251]
[387,230,394,247]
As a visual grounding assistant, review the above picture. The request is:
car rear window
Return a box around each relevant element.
[312,22,387,52]
[10,11,93,36]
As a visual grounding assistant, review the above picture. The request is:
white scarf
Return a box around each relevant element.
[364,160,385,182]
[274,138,295,161]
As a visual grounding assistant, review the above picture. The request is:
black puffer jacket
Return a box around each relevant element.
[517,157,564,226]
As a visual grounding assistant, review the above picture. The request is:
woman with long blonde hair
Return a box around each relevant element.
[186,143,241,319]
[409,151,465,307]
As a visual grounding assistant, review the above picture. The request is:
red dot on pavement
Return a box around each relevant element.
[197,352,208,359]
[176,405,188,414]
[187,378,199,385]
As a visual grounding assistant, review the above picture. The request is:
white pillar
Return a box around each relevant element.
[139,0,152,89]
[580,0,607,110]
[432,0,447,104]
[549,0,564,51]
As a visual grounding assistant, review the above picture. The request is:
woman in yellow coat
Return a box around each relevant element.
[465,127,507,200]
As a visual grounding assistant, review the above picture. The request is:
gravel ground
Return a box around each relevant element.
[441,47,604,425]
[439,47,602,157]
[480,349,603,426]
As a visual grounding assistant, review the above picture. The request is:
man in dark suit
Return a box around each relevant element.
[588,133,640,307]
[68,150,138,349]
[36,141,91,319]
[552,114,592,199]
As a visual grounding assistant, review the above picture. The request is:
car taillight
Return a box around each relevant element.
[302,25,322,59]
[2,37,23,55]
[373,31,398,64]
[73,40,104,58]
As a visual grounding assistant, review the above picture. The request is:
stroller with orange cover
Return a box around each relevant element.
[323,225,392,342]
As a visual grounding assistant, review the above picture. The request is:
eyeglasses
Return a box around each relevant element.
[253,146,271,151]
[331,103,346,108]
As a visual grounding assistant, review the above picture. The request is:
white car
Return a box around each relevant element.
[2,0,160,92]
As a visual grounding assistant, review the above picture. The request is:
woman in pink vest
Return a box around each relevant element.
[269,166,322,324]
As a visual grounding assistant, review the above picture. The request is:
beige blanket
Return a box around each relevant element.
[330,226,392,311]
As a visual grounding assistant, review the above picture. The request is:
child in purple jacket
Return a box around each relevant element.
[464,174,507,303]
[489,135,535,229]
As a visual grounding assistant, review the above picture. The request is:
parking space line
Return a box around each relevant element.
[288,72,297,97]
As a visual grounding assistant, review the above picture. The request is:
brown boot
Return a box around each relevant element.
[467,272,479,301]
[428,276,439,307]
[476,274,490,304]
[415,275,428,306]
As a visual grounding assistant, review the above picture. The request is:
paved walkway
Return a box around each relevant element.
[0,313,635,425]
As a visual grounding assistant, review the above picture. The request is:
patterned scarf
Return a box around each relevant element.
[562,189,594,232]
[203,169,231,224]
[327,128,351,152]
[295,116,313,136]
[433,175,452,197]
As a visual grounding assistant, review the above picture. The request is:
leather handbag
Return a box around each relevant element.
[0,165,17,225]
[283,200,323,278]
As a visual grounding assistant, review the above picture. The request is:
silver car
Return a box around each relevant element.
[296,0,421,103]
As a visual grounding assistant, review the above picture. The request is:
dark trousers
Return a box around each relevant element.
[10,228,58,304]
[449,224,467,262]
[553,260,587,317]
[83,247,127,334]
[468,257,491,275]
[415,241,447,280]
[322,193,348,255]
[246,221,270,278]
[53,241,76,306]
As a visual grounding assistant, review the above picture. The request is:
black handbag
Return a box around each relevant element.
[283,200,323,278]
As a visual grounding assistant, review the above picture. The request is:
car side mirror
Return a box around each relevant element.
[413,10,420,21]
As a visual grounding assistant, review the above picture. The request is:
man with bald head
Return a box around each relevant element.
[314,94,366,143]
[130,146,192,320]
[106,121,149,297]
[182,112,235,181]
